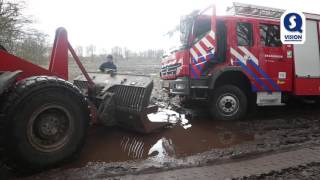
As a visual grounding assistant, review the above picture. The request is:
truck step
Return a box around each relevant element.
[257,103,286,106]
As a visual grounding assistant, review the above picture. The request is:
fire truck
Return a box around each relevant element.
[160,3,320,121]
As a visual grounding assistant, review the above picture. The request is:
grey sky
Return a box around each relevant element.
[25,0,320,53]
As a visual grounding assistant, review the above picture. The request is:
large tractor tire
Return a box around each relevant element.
[209,85,248,121]
[0,76,90,173]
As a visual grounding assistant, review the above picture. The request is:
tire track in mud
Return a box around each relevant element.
[14,90,320,179]
[118,146,320,180]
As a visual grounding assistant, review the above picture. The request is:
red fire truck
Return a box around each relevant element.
[160,3,320,121]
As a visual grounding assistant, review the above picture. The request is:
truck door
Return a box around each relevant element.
[189,6,217,79]
[230,20,262,92]
[257,22,293,92]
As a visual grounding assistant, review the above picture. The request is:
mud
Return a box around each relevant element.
[11,60,320,179]
[239,162,320,180]
[63,108,253,169]
[19,98,320,180]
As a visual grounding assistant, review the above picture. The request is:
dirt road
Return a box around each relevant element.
[116,146,320,180]
[8,58,320,179]
[17,98,320,179]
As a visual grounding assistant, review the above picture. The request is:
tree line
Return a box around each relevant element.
[0,0,164,65]
[0,0,48,64]
[75,45,164,60]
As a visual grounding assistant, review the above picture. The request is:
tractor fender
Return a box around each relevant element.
[208,67,244,89]
[0,71,22,95]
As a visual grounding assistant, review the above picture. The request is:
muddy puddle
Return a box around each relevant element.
[62,108,254,169]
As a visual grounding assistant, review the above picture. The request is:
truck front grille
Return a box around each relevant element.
[110,83,153,113]
[161,63,181,76]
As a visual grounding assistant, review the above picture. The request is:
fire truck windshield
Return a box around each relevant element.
[180,16,193,46]
[180,9,211,47]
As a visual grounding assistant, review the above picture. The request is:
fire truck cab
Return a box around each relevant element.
[160,3,320,121]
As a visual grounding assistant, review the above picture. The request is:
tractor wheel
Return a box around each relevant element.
[0,76,90,173]
[209,85,248,121]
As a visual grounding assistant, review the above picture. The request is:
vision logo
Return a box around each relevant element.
[284,13,303,32]
[281,11,306,44]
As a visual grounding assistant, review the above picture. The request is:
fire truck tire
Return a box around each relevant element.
[210,85,248,121]
[315,96,320,104]
[0,76,90,173]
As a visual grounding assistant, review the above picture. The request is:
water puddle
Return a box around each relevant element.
[64,109,254,169]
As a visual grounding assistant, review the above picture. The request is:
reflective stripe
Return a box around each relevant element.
[237,60,271,92]
[247,60,281,91]
[202,38,214,48]
[231,48,246,64]
[238,47,259,65]
[190,66,200,79]
[206,32,216,46]
[192,45,202,58]
[195,43,206,57]
[209,31,216,39]
[190,48,198,59]
[199,41,209,52]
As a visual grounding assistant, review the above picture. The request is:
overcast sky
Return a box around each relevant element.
[25,0,320,53]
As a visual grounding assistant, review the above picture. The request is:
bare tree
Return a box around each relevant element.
[124,47,130,60]
[100,48,108,56]
[0,0,31,51]
[111,46,123,60]
[14,31,49,65]
[0,0,50,65]
[86,44,96,58]
[75,46,84,57]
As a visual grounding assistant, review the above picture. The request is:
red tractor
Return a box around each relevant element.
[0,28,166,173]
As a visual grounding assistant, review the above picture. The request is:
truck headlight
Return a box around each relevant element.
[175,83,186,90]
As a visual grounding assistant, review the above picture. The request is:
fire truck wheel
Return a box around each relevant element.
[210,85,248,121]
[315,96,320,104]
[0,76,90,173]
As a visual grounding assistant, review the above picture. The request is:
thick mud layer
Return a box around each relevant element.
[240,162,320,180]
[12,57,319,179]
[63,108,253,169]
[17,98,320,180]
